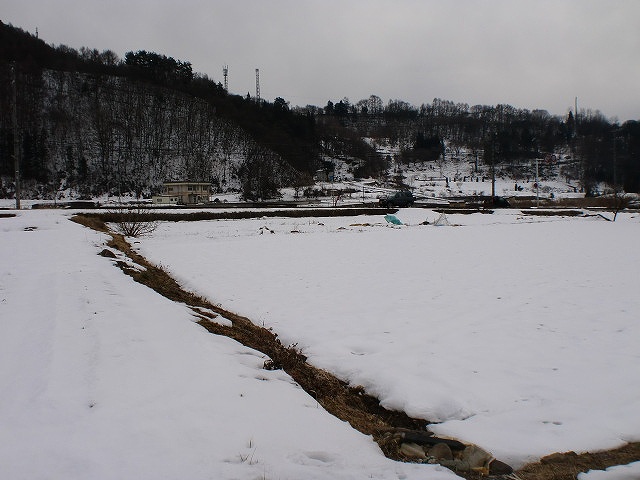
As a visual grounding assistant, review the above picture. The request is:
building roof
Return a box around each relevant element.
[163,181,211,186]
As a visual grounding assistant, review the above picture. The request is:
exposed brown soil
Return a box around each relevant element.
[520,209,585,217]
[79,207,395,225]
[71,212,640,479]
[516,443,640,480]
[434,208,494,215]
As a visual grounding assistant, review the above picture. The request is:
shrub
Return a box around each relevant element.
[110,207,159,237]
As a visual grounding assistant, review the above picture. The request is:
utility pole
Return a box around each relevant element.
[490,133,496,202]
[575,97,578,135]
[612,127,623,192]
[575,96,584,193]
[613,133,617,189]
[11,62,20,209]
[535,157,540,207]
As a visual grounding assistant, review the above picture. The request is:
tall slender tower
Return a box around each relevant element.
[255,68,260,102]
[574,97,578,136]
[223,65,228,92]
[11,62,20,209]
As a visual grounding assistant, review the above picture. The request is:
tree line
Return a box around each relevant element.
[302,96,639,193]
[0,21,316,199]
[1,20,638,198]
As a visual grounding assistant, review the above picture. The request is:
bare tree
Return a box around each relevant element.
[330,188,344,207]
[111,207,159,237]
[611,191,630,222]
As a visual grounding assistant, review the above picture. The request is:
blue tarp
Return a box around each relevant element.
[384,214,403,225]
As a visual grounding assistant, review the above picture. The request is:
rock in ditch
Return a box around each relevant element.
[389,428,513,474]
[99,248,117,258]
[400,442,427,460]
[429,442,453,461]
[440,444,498,475]
[489,458,513,475]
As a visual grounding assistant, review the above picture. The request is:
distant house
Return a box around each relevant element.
[314,164,335,182]
[152,182,211,205]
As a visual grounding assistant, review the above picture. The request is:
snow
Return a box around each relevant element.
[579,462,640,480]
[2,205,639,479]
[133,208,640,470]
[0,209,455,480]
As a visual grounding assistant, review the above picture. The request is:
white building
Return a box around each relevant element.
[152,182,211,205]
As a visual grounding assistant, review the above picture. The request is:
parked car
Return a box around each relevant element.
[379,190,415,207]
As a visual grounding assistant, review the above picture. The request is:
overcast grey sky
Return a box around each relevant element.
[4,0,639,120]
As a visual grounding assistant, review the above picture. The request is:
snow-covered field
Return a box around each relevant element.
[2,205,639,479]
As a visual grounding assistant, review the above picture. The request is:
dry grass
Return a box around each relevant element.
[516,443,640,480]
[70,214,109,232]
[508,195,637,211]
[520,210,585,217]
[80,207,395,226]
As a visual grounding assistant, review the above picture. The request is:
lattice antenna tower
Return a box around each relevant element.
[255,68,260,102]
[223,65,228,92]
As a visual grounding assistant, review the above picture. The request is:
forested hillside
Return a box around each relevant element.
[307,96,640,194]
[1,20,638,200]
[0,21,321,200]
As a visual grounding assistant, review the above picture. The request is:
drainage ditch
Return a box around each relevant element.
[72,213,640,479]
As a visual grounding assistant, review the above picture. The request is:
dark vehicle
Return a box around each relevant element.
[379,190,415,207]
[490,196,511,208]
